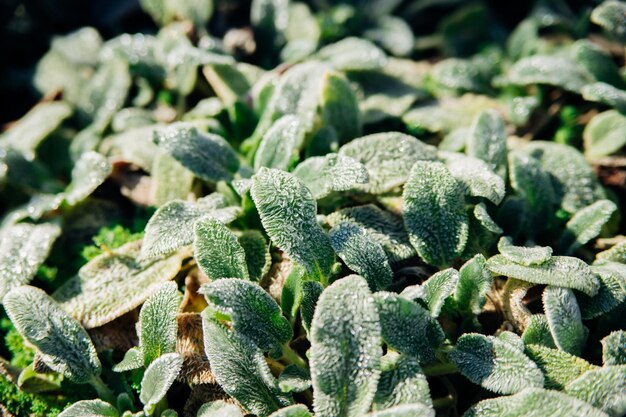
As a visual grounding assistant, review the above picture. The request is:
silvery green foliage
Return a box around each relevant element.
[559,200,617,255]
[503,55,593,93]
[315,38,387,71]
[239,230,271,282]
[602,331,626,366]
[330,222,393,292]
[254,116,304,172]
[250,168,335,283]
[431,58,487,94]
[497,237,552,266]
[0,222,61,301]
[200,279,292,354]
[454,254,492,315]
[522,314,556,348]
[449,333,544,394]
[487,255,600,296]
[498,331,525,351]
[151,152,195,206]
[577,261,626,319]
[278,365,311,393]
[440,152,505,204]
[281,265,306,322]
[373,352,431,411]
[525,344,595,390]
[196,401,244,417]
[466,110,507,178]
[3,286,101,384]
[139,352,183,414]
[54,240,186,328]
[326,205,415,264]
[58,399,120,417]
[153,124,239,182]
[310,275,382,417]
[591,1,626,42]
[366,404,434,417]
[421,268,460,317]
[194,218,249,280]
[375,292,443,362]
[565,366,626,417]
[403,161,468,267]
[543,286,586,356]
[300,281,323,334]
[338,132,437,194]
[64,151,112,206]
[268,405,312,417]
[321,71,362,143]
[293,154,369,200]
[140,282,181,366]
[464,388,609,417]
[571,40,625,88]
[113,347,144,372]
[202,318,292,416]
[582,85,626,115]
[597,240,626,263]
[141,194,239,259]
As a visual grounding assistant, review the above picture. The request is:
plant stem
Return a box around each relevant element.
[90,375,116,404]
[422,362,457,377]
[282,344,308,368]
[432,396,456,410]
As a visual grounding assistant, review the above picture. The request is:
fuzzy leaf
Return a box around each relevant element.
[450,333,544,394]
[197,401,244,417]
[373,352,431,411]
[403,161,468,267]
[441,152,505,204]
[113,347,144,372]
[522,314,556,348]
[565,366,626,417]
[140,282,181,365]
[320,71,362,143]
[487,255,600,296]
[339,132,437,194]
[151,152,195,206]
[466,110,507,178]
[54,240,186,328]
[194,218,249,281]
[316,38,387,71]
[597,240,626,263]
[560,200,617,255]
[591,1,626,42]
[251,168,335,282]
[58,399,120,417]
[374,292,444,362]
[268,405,312,417]
[301,281,323,334]
[497,237,552,266]
[455,254,492,315]
[254,116,305,172]
[583,109,626,159]
[293,154,369,199]
[579,261,626,319]
[503,55,593,93]
[202,318,292,416]
[200,279,292,354]
[525,344,595,390]
[422,268,459,317]
[239,230,271,282]
[139,352,183,413]
[278,365,311,393]
[602,331,626,366]
[64,151,112,206]
[367,404,435,417]
[4,286,101,383]
[153,124,239,182]
[330,222,393,292]
[543,286,586,356]
[310,275,382,417]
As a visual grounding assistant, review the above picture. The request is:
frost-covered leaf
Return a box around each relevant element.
[254,116,305,172]
[64,151,112,206]
[54,240,186,328]
[239,230,271,282]
[421,268,459,317]
[450,333,544,394]
[431,58,488,94]
[583,110,626,160]
[525,344,595,389]
[339,132,437,194]
[151,152,194,206]
[320,71,362,144]
[140,282,181,366]
[464,388,609,417]
[113,347,144,372]
[543,286,585,356]
[373,352,431,411]
[522,314,556,348]
[278,365,311,393]
[301,281,322,334]
[503,55,593,93]
[202,318,292,417]
[455,254,492,315]
[4,286,101,383]
[141,195,239,259]
[572,40,625,89]
[251,168,335,283]
[466,110,507,178]
[441,152,505,204]
[194,218,249,281]
[268,405,312,417]
[293,154,369,200]
[597,240,626,264]
[330,222,393,292]
[367,404,434,417]
[602,331,626,366]
[559,200,617,255]
[565,366,626,417]
[487,255,600,296]
[578,261,626,319]
[58,399,120,417]
[139,352,183,413]
[364,16,414,57]
[316,38,387,71]
[200,279,292,354]
[310,275,382,417]
[0,222,61,301]
[403,161,468,267]
[153,124,239,182]
[591,1,626,42]
[497,237,552,266]
[196,401,244,417]
[374,292,444,362]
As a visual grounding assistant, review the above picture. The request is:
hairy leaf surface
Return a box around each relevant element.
[140,352,183,413]
[293,154,369,199]
[373,352,431,411]
[140,282,181,365]
[194,218,249,280]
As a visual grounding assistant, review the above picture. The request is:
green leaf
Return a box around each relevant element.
[140,0,213,27]
[339,132,437,194]
[196,401,244,417]
[597,240,626,263]
[200,279,292,354]
[268,405,312,417]
[64,151,112,206]
[497,237,552,266]
[450,333,544,394]
[565,366,626,417]
[560,200,617,255]
[572,40,626,89]
[58,399,120,417]
[139,352,183,413]
[140,282,181,366]
[602,331,626,366]
[421,268,459,317]
[278,365,311,393]
[441,152,505,204]
[250,168,335,283]
[464,388,609,417]
[583,110,626,159]
[543,286,585,356]
[0,222,61,301]
[141,194,239,259]
[113,347,144,372]
[316,38,387,71]
[364,16,414,57]
[374,292,444,362]
[301,281,323,334]
[578,261,626,319]
[194,218,249,281]
[466,110,507,178]
[403,161,468,267]
[202,317,292,416]
[591,1,626,42]
[431,58,487,94]
[310,275,382,417]
[487,255,600,296]
[373,352,432,411]
[292,154,369,200]
[455,254,492,315]
[320,71,362,143]
[503,55,593,93]
[4,286,101,383]
[330,222,393,292]
[153,124,239,182]
[239,230,271,282]
[254,116,305,172]
[367,404,434,417]
[522,314,556,348]
[151,152,195,206]
[54,240,186,328]
[525,344,595,390]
